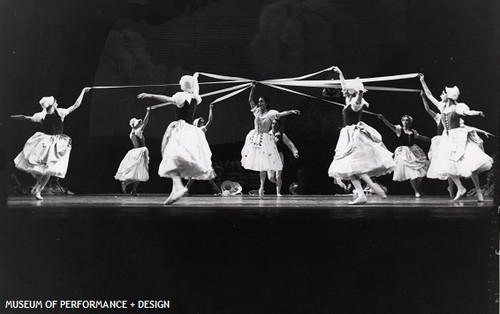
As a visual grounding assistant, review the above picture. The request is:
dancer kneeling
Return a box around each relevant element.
[420,74,493,202]
[138,73,214,205]
[327,67,394,205]
[11,88,91,200]
[114,107,151,196]
[378,114,430,197]
[241,82,300,197]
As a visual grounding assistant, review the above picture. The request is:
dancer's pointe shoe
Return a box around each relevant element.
[130,191,138,197]
[476,190,484,202]
[276,193,282,197]
[349,195,367,205]
[258,188,264,198]
[121,182,127,194]
[415,193,421,198]
[453,188,467,201]
[35,191,43,200]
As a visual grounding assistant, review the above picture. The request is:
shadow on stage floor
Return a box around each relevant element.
[1,194,498,313]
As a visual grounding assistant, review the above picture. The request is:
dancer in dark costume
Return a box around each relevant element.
[114,107,151,196]
[327,67,394,205]
[378,114,430,197]
[267,118,299,196]
[137,73,214,205]
[12,88,91,200]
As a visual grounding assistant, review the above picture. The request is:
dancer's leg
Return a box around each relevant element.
[276,170,283,197]
[131,182,139,196]
[450,175,466,201]
[446,177,454,198]
[35,175,51,200]
[349,176,367,205]
[410,179,420,197]
[209,180,222,194]
[259,171,266,197]
[164,172,187,205]
[359,174,387,198]
[267,171,276,183]
[470,171,483,202]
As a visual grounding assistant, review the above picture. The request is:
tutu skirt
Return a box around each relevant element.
[14,132,72,178]
[427,128,492,180]
[241,130,283,171]
[392,145,429,181]
[328,122,394,180]
[114,147,150,182]
[159,120,215,180]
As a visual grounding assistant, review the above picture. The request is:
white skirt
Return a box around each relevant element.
[328,122,394,180]
[392,145,429,181]
[427,127,492,179]
[241,130,283,171]
[14,132,72,178]
[114,147,149,183]
[158,120,215,180]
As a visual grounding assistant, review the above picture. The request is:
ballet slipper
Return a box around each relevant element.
[35,191,43,200]
[121,182,127,194]
[130,191,138,197]
[453,188,467,201]
[415,193,421,198]
[476,190,484,202]
[349,195,367,205]
[164,187,188,205]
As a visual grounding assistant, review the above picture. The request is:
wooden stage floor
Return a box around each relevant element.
[1,194,498,313]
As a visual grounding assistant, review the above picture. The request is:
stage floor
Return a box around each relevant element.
[1,194,498,313]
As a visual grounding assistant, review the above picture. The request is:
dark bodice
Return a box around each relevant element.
[41,110,64,135]
[396,129,416,147]
[342,105,363,126]
[175,98,197,124]
[130,134,146,148]
[441,109,461,132]
[436,121,444,136]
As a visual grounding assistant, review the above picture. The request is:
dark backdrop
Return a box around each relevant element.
[0,0,498,195]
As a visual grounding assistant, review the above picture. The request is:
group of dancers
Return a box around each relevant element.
[11,66,493,205]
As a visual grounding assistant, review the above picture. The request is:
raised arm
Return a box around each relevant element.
[283,133,299,159]
[140,107,151,130]
[137,93,175,103]
[377,114,398,133]
[420,91,438,119]
[204,104,214,129]
[332,66,347,91]
[419,74,441,109]
[248,82,257,110]
[10,115,34,121]
[66,87,91,115]
[276,109,300,119]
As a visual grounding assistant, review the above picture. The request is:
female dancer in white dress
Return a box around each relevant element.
[114,107,151,196]
[420,74,493,201]
[268,118,299,196]
[327,67,394,205]
[186,104,222,195]
[137,73,214,205]
[378,114,430,197]
[241,82,300,197]
[11,88,91,200]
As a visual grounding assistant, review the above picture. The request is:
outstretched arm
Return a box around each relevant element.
[276,109,300,119]
[66,87,91,115]
[377,114,398,133]
[10,114,34,121]
[204,104,214,129]
[413,130,431,142]
[283,133,299,159]
[137,93,175,103]
[419,74,441,110]
[248,82,257,110]
[332,66,347,91]
[461,108,485,117]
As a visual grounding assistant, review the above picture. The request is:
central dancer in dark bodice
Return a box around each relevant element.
[137,73,214,205]
[327,66,394,205]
